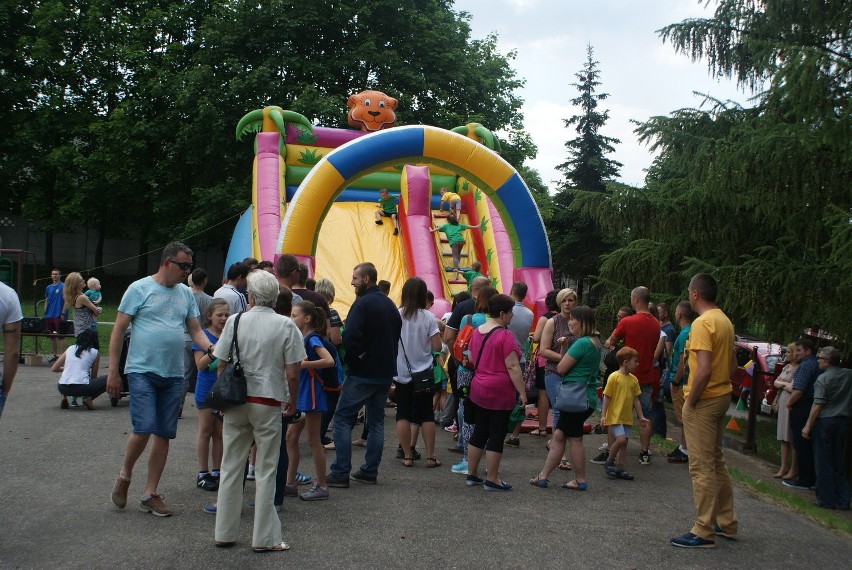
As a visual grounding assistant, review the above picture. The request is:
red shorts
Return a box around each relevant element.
[44,317,62,333]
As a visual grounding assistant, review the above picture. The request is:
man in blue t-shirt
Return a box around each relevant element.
[666,301,694,464]
[107,241,215,518]
[43,269,66,362]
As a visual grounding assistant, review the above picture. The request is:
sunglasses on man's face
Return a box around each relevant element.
[169,259,193,271]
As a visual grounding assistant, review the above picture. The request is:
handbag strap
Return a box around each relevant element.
[229,312,243,364]
[399,338,415,375]
[471,326,501,372]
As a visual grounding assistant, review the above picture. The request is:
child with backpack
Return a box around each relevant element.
[286,301,339,501]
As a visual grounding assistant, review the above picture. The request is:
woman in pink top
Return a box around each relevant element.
[465,294,527,492]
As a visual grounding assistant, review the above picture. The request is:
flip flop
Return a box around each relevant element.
[402,457,414,467]
[253,542,290,553]
[529,428,547,436]
[559,459,572,471]
[561,480,588,491]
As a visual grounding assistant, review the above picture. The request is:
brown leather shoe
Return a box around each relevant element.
[111,475,131,508]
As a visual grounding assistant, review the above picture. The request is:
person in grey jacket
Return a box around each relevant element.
[802,346,851,510]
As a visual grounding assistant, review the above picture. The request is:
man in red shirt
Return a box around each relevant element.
[605,287,661,464]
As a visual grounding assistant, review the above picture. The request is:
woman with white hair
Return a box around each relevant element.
[213,270,307,553]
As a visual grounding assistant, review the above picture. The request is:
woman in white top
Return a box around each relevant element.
[51,328,107,410]
[394,277,442,467]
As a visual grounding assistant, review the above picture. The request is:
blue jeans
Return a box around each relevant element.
[330,375,390,478]
[0,390,6,420]
[813,416,851,508]
[127,372,184,439]
[544,372,562,426]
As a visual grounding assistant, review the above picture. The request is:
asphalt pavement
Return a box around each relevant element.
[1,361,850,569]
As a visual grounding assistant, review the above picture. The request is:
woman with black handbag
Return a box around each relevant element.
[394,277,442,467]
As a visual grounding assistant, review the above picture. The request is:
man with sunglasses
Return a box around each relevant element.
[107,241,216,517]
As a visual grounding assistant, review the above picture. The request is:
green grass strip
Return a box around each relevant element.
[728,467,852,536]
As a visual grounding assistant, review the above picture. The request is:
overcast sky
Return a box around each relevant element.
[453,0,753,189]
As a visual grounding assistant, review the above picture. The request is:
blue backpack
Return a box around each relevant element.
[306,333,344,392]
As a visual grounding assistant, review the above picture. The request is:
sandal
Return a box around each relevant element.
[529,477,549,488]
[559,459,572,471]
[82,396,95,410]
[253,542,290,553]
[426,457,442,468]
[529,428,547,437]
[402,457,414,467]
[561,480,588,491]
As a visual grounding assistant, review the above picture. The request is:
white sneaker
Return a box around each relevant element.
[246,464,256,481]
[598,442,609,451]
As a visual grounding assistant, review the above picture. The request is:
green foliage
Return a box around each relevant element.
[594,1,851,355]
[2,0,532,270]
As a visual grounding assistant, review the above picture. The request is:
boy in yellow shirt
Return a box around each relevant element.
[601,347,650,480]
[439,187,462,219]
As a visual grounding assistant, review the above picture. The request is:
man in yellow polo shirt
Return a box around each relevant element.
[671,272,738,549]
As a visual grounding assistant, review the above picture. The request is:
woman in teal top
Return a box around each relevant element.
[430,214,479,274]
[529,305,600,491]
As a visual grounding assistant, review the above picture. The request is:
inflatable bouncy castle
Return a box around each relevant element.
[225,91,553,318]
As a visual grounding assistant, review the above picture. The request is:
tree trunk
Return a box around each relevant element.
[94,224,105,277]
[45,230,54,270]
[136,233,149,278]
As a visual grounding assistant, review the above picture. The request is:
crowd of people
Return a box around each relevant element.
[1,241,849,553]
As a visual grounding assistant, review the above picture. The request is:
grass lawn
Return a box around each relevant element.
[3,302,120,358]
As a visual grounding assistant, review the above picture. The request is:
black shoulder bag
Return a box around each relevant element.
[205,312,247,411]
[400,335,436,396]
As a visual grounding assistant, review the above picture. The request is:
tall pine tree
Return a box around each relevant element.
[589,0,851,353]
[550,44,622,296]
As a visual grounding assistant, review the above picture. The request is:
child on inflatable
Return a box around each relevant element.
[374,188,400,236]
[439,187,462,219]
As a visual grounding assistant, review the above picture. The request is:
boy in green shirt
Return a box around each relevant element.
[374,188,400,236]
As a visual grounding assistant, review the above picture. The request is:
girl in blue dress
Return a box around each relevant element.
[192,298,229,491]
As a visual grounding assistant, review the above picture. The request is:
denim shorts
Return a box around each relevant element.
[128,372,184,439]
[610,423,630,439]
[638,384,653,418]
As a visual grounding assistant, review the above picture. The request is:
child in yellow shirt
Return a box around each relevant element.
[601,347,649,480]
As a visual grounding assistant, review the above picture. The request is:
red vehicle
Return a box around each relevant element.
[732,336,785,412]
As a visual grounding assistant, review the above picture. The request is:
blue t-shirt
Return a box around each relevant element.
[297,333,328,412]
[119,278,199,378]
[192,328,220,393]
[669,324,691,385]
[44,282,64,318]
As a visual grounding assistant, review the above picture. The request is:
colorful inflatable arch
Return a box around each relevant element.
[276,125,553,315]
